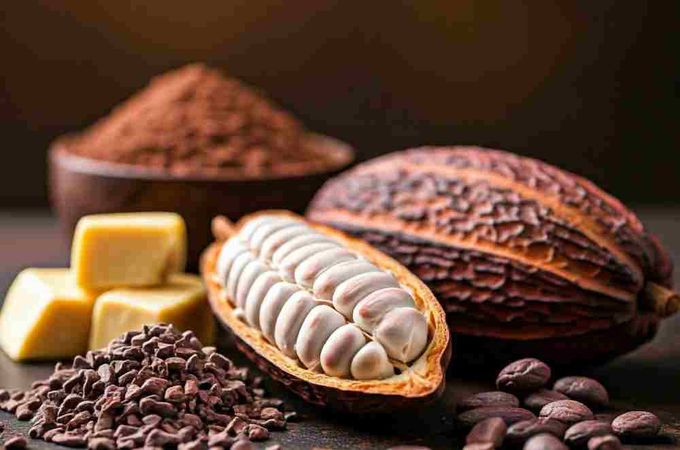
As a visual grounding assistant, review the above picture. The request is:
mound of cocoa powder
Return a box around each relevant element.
[0,324,294,449]
[58,64,336,177]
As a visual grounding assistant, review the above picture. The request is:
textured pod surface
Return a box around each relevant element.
[201,211,450,413]
[308,146,679,365]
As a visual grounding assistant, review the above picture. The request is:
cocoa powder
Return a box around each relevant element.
[59,64,336,177]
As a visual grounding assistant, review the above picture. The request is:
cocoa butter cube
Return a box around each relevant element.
[0,268,97,361]
[89,274,213,349]
[71,212,186,289]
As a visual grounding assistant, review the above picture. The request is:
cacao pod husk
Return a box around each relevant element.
[307,147,678,368]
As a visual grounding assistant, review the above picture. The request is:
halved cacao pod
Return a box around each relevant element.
[200,211,450,412]
[307,147,679,368]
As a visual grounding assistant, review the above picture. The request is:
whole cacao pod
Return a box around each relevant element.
[308,147,679,367]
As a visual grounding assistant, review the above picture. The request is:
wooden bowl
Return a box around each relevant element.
[48,134,354,270]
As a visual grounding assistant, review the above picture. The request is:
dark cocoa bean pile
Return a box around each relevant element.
[459,358,663,449]
[0,324,294,449]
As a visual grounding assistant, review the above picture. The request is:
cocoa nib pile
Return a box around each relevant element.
[0,324,293,449]
[59,63,331,176]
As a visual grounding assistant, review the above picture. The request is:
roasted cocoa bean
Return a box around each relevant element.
[523,390,569,413]
[458,406,536,428]
[505,418,567,446]
[539,400,593,424]
[458,391,520,412]
[524,433,568,450]
[553,377,609,409]
[497,359,551,392]
[588,434,623,450]
[465,417,506,448]
[611,411,661,440]
[564,420,612,447]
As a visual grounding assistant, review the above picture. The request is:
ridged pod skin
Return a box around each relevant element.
[307,147,679,368]
[200,211,450,413]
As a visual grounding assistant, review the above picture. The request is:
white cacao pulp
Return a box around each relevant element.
[215,214,431,380]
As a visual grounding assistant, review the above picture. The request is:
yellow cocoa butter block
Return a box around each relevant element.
[89,273,214,350]
[0,268,97,361]
[71,212,186,290]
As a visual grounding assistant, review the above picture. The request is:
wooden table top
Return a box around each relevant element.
[1,209,679,449]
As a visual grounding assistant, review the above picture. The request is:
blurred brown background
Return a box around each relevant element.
[0,1,677,207]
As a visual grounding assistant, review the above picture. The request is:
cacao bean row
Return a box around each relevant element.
[216,215,430,379]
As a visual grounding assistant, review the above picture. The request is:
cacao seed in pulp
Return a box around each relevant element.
[201,211,450,412]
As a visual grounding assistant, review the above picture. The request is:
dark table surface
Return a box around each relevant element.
[1,209,679,449]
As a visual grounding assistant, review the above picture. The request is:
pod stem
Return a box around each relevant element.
[643,282,680,317]
[211,215,236,241]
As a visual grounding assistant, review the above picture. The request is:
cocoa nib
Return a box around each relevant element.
[457,391,519,412]
[496,358,551,392]
[553,376,609,409]
[611,411,661,440]
[2,434,28,449]
[0,324,294,449]
[539,400,593,425]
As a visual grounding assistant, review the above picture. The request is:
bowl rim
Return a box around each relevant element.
[49,133,354,182]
